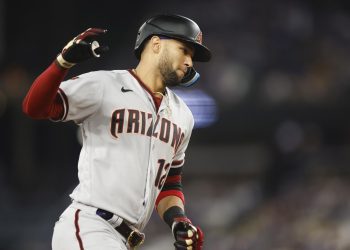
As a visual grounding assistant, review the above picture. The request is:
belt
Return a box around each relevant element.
[96,208,145,249]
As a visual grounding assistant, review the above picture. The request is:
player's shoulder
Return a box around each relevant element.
[167,88,194,120]
[66,70,132,88]
[75,69,128,80]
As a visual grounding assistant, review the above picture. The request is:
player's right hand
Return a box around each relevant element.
[56,28,109,68]
[172,217,204,250]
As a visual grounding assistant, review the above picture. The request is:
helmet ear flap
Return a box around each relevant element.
[180,67,200,87]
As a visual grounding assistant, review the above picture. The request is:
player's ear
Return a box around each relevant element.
[150,36,162,55]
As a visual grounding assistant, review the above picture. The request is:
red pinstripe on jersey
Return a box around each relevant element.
[74,209,84,250]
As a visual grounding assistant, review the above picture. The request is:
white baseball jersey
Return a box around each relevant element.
[57,69,194,230]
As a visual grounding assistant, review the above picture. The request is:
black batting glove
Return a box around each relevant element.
[56,28,109,68]
[163,206,204,250]
[172,217,204,250]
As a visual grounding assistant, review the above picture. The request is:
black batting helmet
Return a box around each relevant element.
[134,14,211,62]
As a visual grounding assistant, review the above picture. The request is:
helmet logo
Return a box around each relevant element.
[195,31,203,44]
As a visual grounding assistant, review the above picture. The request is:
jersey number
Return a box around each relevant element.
[155,159,170,190]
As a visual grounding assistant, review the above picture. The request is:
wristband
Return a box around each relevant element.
[163,206,186,228]
[56,54,76,69]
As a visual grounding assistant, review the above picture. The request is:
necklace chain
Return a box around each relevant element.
[133,68,166,96]
[134,67,171,116]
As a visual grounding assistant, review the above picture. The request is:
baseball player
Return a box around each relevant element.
[23,14,211,250]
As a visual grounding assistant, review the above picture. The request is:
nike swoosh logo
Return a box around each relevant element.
[121,86,133,93]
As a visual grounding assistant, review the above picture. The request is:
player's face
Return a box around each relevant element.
[158,39,194,87]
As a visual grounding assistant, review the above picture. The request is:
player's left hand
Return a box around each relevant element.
[172,217,204,250]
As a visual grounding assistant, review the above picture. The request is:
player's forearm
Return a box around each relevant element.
[22,60,68,118]
[157,195,184,220]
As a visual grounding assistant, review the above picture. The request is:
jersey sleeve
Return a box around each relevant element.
[171,113,195,169]
[22,61,68,120]
[155,94,195,209]
[58,71,105,123]
[155,114,194,208]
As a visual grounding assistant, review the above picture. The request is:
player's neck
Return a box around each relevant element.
[134,63,166,94]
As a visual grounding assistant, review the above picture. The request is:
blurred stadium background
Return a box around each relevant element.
[1,0,350,249]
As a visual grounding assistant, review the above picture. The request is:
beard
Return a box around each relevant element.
[159,49,182,87]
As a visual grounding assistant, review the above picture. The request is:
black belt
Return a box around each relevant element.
[96,208,145,248]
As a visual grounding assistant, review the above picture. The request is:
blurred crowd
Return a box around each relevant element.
[143,175,350,250]
[230,176,350,250]
[1,0,350,249]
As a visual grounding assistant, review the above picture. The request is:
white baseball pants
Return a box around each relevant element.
[52,202,127,250]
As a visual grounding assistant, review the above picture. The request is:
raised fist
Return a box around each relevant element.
[172,217,204,250]
[56,28,109,68]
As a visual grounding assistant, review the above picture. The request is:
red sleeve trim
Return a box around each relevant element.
[155,190,185,208]
[164,175,181,185]
[58,88,69,120]
[171,160,184,166]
